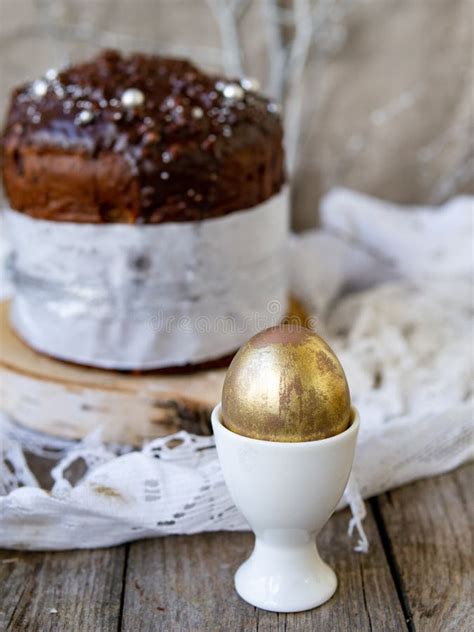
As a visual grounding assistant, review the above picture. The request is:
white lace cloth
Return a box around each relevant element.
[1,188,472,551]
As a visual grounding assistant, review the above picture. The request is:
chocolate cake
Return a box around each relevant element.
[2,49,284,224]
[1,50,288,371]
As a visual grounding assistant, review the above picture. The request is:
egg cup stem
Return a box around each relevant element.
[235,531,337,613]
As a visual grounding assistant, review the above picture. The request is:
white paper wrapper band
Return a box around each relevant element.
[5,189,289,369]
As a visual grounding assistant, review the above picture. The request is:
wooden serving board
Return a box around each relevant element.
[0,298,309,446]
[0,301,223,445]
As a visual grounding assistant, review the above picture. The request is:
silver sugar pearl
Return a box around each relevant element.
[160,171,170,180]
[77,100,92,109]
[45,68,58,81]
[267,102,282,114]
[121,88,145,108]
[53,85,65,99]
[241,77,260,92]
[191,106,204,120]
[223,83,245,100]
[75,110,94,125]
[32,79,48,98]
[215,80,226,91]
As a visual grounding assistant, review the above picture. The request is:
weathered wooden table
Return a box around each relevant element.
[1,464,471,631]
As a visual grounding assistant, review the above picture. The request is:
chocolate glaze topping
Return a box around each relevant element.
[2,50,285,223]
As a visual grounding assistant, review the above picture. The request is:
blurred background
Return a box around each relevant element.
[0,0,472,229]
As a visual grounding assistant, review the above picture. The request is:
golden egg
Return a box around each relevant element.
[222,325,351,442]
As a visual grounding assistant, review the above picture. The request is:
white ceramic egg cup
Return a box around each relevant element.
[212,403,359,613]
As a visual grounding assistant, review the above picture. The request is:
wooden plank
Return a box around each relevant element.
[121,506,406,631]
[0,301,220,445]
[375,464,473,632]
[0,546,126,631]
